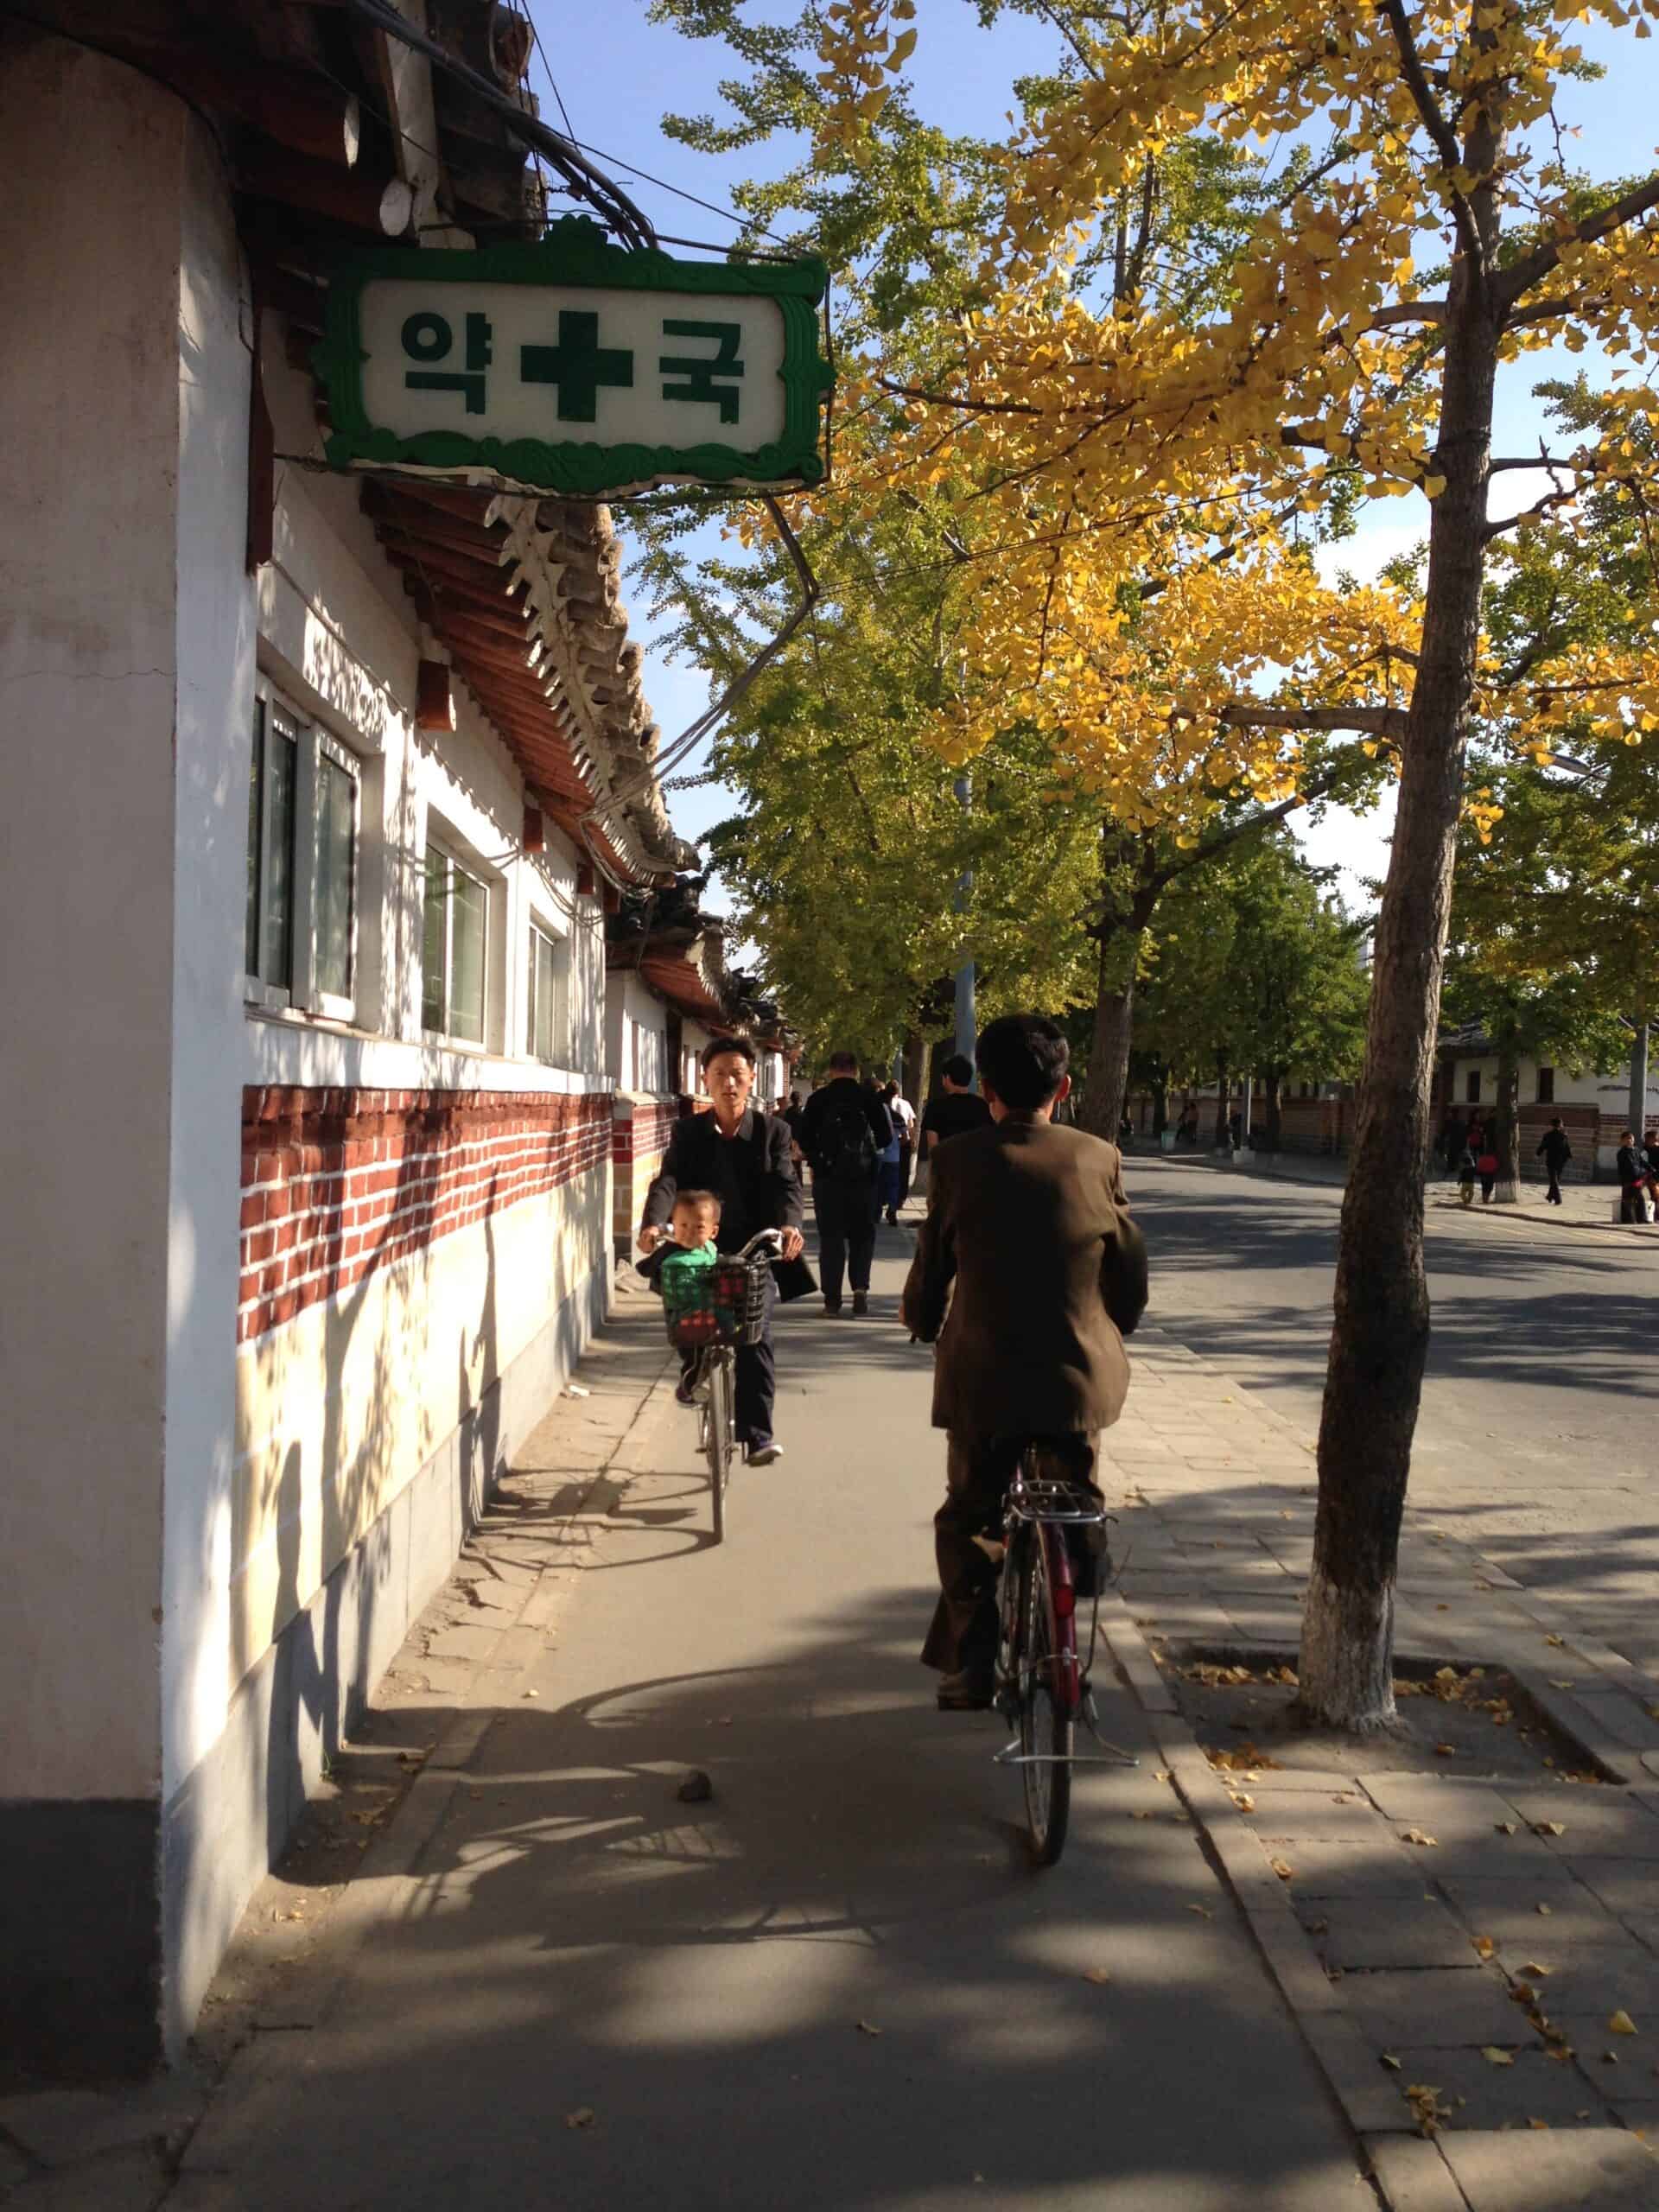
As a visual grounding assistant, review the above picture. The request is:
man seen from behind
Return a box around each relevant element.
[800,1052,893,1317]
[902,1016,1147,1710]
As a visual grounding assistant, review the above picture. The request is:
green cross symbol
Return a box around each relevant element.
[520,311,633,423]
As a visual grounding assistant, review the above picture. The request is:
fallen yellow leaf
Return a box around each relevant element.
[1544,1635,1565,1648]
[564,2108,596,2130]
[1382,2053,1402,2069]
[1269,1857,1294,1880]
[855,2019,883,2037]
[1434,1743,1457,1758]
[1529,2118,1552,2130]
[1188,1904,1214,1919]
[1532,1821,1566,1838]
[1482,2047,1516,2066]
[1472,1936,1497,1960]
[1610,2012,1638,2036]
[1536,1903,1554,1916]
[1521,1961,1553,1978]
[1495,1821,1518,1835]
[1402,1828,1439,1847]
[1082,1967,1112,1985]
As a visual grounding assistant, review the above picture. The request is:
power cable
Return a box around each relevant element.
[344,0,658,250]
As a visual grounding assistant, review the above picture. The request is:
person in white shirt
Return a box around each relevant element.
[884,1082,918,1223]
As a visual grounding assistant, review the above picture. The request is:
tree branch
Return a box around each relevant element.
[1368,301,1448,328]
[1218,703,1408,740]
[1498,167,1659,310]
[1378,0,1480,261]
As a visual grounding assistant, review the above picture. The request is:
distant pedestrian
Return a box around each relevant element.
[1643,1128,1659,1217]
[801,1053,893,1316]
[1441,1115,1466,1178]
[875,1089,905,1224]
[918,1055,993,1168]
[1476,1139,1499,1204]
[1457,1141,1478,1207]
[1536,1116,1572,1205]
[1617,1129,1649,1224]
[883,1081,916,1223]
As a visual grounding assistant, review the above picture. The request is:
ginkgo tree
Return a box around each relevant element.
[804,0,1659,1730]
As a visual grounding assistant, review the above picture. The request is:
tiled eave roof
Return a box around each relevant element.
[362,480,694,886]
[637,950,729,1026]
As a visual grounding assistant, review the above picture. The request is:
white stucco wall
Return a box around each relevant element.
[0,34,187,1802]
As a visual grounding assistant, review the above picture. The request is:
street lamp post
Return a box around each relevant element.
[954,772,976,1068]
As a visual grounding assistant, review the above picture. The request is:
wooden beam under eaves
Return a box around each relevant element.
[238,142,412,236]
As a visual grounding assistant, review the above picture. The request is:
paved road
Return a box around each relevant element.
[1127,1156,1659,1670]
[177,1228,1366,2212]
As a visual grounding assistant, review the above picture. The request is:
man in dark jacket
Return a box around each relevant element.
[901,1014,1148,1709]
[917,1053,993,1165]
[800,1053,893,1317]
[639,1038,805,1463]
[1536,1116,1572,1205]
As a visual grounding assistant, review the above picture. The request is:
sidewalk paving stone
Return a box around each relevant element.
[1437,2127,1657,2209]
[1297,1901,1491,1971]
[1380,2046,1609,2131]
[1338,1965,1548,2050]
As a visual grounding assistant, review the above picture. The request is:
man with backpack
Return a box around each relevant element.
[800,1053,893,1316]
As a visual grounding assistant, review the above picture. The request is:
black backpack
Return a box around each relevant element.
[813,1093,876,1179]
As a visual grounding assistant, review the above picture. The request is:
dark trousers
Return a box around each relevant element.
[922,1433,1101,1675]
[1622,1184,1648,1224]
[680,1274,776,1444]
[1480,1173,1496,1202]
[877,1159,904,1216]
[814,1173,878,1301]
[1546,1167,1563,1204]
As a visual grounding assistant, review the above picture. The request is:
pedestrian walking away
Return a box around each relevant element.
[800,1052,893,1316]
[876,1087,906,1224]
[1476,1139,1499,1203]
[1536,1115,1572,1205]
[901,1014,1148,1712]
[916,1053,992,1179]
[1616,1128,1650,1224]
[639,1037,807,1464]
[1643,1127,1659,1217]
[884,1080,916,1221]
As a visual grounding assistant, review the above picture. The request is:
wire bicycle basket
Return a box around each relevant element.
[660,1253,771,1350]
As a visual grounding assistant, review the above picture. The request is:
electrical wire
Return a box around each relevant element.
[343,0,658,250]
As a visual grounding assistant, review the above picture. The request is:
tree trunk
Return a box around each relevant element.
[1082,926,1135,1137]
[1262,1066,1283,1153]
[1492,1039,1520,1203]
[1300,250,1503,1732]
[901,1029,929,1120]
[1212,1050,1230,1148]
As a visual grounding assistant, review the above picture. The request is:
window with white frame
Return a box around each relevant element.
[527,918,567,1064]
[245,690,359,1018]
[422,841,488,1044]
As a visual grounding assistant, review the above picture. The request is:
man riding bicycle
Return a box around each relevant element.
[639,1036,805,1466]
[901,1015,1148,1710]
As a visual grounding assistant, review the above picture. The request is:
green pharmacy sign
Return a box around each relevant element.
[316,220,834,496]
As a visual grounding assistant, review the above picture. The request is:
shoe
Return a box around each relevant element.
[852,1291,870,1317]
[936,1666,995,1712]
[744,1439,783,1466]
[823,1298,843,1318]
[675,1376,697,1408]
[885,1211,899,1225]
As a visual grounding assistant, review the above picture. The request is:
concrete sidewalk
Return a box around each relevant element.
[3,1236,1370,2212]
[6,1232,1656,2211]
[1098,1325,1659,2209]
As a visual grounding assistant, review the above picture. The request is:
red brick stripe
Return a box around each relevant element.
[613,1099,682,1164]
[238,1086,612,1343]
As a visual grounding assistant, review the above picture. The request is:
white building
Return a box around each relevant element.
[0,10,690,2075]
[1438,1026,1659,1178]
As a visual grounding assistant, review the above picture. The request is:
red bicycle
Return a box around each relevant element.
[990,1447,1136,1865]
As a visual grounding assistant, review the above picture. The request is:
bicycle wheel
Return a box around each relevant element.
[706,1352,733,1544]
[1018,1525,1073,1866]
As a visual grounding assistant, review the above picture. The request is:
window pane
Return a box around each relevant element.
[315,755,355,1000]
[245,702,264,975]
[262,721,297,988]
[531,928,558,1061]
[421,849,447,1033]
[449,866,486,1043]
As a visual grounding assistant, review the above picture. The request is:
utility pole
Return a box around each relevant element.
[1629,1017,1650,1141]
[954,772,976,1069]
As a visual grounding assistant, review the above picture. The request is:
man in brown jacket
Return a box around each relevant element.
[901,1015,1148,1709]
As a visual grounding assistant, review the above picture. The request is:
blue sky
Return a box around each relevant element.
[527,3,1658,912]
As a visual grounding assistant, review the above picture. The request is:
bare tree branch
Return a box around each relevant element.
[1219,703,1409,740]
